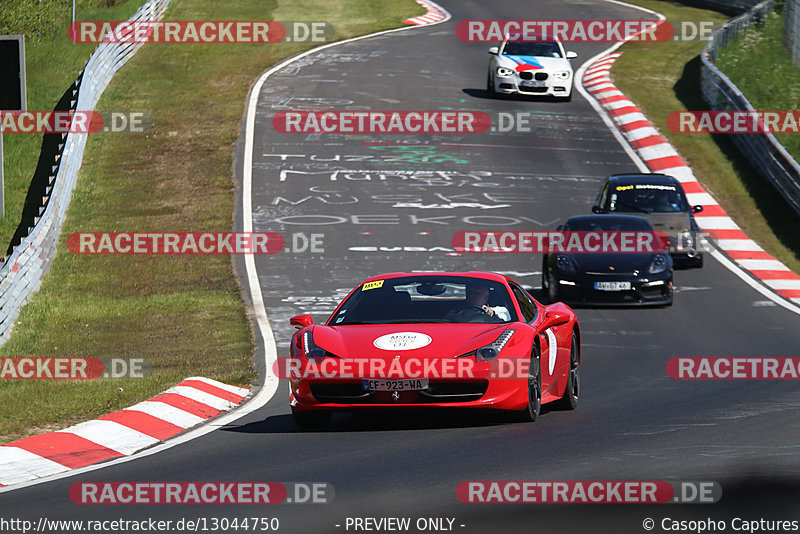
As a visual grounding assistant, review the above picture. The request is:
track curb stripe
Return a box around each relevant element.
[0,377,249,487]
[581,52,800,306]
[404,0,447,25]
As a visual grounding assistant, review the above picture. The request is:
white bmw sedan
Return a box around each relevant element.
[487,38,577,101]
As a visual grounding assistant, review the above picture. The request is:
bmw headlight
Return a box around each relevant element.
[554,70,571,79]
[496,66,515,77]
[475,329,515,363]
[555,254,576,274]
[648,254,669,274]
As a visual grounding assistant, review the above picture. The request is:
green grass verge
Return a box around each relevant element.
[716,7,800,159]
[0,0,425,443]
[610,0,800,273]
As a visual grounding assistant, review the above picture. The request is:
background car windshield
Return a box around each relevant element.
[503,41,562,57]
[606,184,690,213]
[565,217,653,232]
[329,276,518,325]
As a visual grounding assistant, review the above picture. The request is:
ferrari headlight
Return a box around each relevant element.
[496,66,515,77]
[555,254,576,274]
[554,70,571,79]
[648,254,669,274]
[303,331,328,360]
[476,329,516,363]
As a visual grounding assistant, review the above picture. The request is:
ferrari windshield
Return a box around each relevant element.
[502,41,562,58]
[329,276,518,325]
[607,183,690,214]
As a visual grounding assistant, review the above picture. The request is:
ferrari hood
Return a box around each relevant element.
[311,323,512,361]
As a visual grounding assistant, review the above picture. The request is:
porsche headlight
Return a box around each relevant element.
[648,254,669,274]
[555,254,576,274]
[476,329,516,363]
[554,70,571,80]
[496,66,515,77]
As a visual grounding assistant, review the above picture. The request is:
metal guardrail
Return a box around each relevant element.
[676,0,763,16]
[0,0,170,345]
[700,0,800,218]
[787,0,800,67]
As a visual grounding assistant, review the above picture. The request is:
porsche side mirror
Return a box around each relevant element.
[290,314,313,329]
[566,51,578,59]
[541,309,570,330]
[693,205,704,213]
[488,47,499,55]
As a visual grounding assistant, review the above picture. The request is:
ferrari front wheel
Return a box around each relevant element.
[518,344,542,422]
[554,331,580,410]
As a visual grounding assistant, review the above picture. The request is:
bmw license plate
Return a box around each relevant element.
[363,379,429,391]
[594,281,631,291]
[520,80,546,87]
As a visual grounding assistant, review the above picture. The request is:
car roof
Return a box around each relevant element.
[361,271,512,284]
[606,173,680,186]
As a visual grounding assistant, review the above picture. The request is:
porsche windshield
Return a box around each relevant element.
[329,276,518,325]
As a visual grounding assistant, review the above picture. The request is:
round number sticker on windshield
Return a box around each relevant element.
[373,332,432,351]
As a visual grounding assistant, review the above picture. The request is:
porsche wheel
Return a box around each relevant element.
[292,410,331,430]
[518,344,542,422]
[554,331,580,410]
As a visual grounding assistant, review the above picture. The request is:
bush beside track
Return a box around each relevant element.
[610,0,800,274]
[0,0,425,444]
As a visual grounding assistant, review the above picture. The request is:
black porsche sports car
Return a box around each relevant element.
[542,214,673,306]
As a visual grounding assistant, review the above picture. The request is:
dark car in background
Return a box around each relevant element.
[542,215,674,306]
[592,173,704,268]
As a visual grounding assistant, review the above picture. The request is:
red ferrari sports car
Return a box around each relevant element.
[287,272,580,428]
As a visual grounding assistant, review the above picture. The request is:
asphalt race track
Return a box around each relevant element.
[3,0,800,532]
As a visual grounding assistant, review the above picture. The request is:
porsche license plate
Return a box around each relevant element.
[594,281,631,291]
[363,379,429,391]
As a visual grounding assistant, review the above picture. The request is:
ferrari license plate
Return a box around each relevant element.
[363,379,429,391]
[520,80,546,87]
[594,281,632,291]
